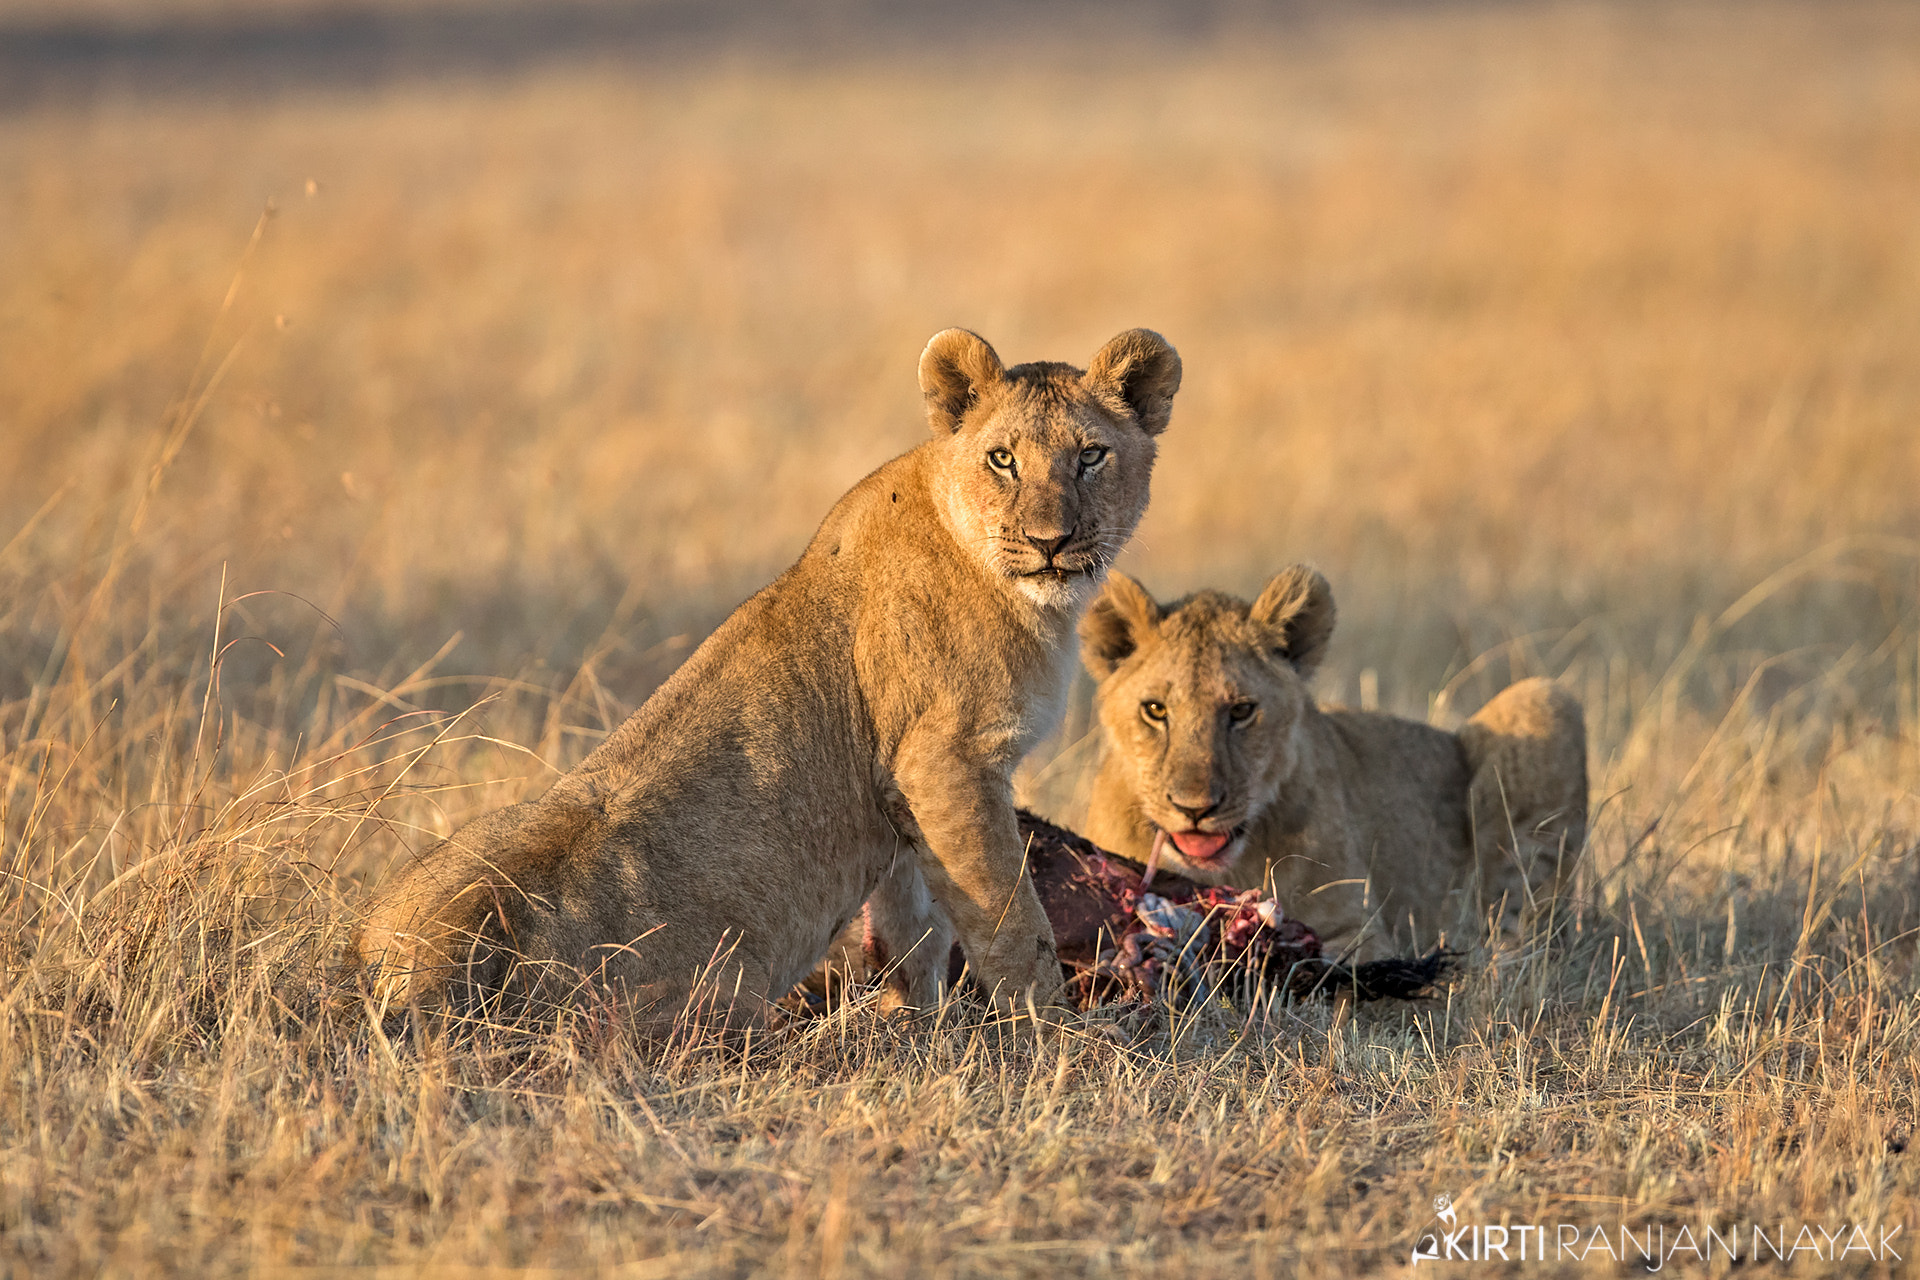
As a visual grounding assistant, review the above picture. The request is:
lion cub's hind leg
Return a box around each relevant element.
[862,856,954,1017]
[1458,677,1590,938]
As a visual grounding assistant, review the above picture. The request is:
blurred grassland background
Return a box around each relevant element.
[3,0,1920,1274]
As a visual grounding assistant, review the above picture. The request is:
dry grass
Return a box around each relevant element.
[4,1,1920,1273]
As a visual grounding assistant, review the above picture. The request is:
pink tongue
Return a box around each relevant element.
[1170,830,1230,860]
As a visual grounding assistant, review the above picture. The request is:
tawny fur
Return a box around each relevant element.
[354,328,1182,1029]
[1079,566,1587,961]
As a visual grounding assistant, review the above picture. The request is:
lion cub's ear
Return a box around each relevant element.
[1251,565,1336,678]
[1086,329,1182,435]
[1080,572,1162,677]
[919,329,1007,436]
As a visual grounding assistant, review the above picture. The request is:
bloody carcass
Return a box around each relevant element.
[1011,810,1451,1008]
[800,811,1450,1015]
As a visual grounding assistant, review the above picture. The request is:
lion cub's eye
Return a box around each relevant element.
[1228,701,1258,724]
[1141,700,1168,724]
[987,447,1016,472]
[1078,445,1108,470]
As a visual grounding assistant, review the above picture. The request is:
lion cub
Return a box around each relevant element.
[354,328,1181,1030]
[1079,567,1586,961]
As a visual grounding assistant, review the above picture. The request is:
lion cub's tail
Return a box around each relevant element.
[350,797,603,1020]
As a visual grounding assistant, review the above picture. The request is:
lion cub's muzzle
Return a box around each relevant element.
[1142,820,1247,886]
[1005,530,1106,581]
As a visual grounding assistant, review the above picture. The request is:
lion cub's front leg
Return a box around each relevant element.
[891,733,1066,1020]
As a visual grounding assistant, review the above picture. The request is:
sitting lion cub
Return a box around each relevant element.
[1079,567,1586,961]
[356,328,1182,1028]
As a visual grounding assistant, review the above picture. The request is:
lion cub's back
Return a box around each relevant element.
[1318,704,1474,834]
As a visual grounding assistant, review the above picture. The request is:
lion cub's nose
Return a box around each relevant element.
[1167,794,1221,824]
[1024,528,1074,563]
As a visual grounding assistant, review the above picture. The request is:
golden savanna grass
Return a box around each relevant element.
[4,1,1920,1273]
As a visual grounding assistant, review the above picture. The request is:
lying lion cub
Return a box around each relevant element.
[1079,567,1586,961]
[356,328,1182,1028]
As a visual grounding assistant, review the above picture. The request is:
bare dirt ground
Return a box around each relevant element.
[2,2,1918,1273]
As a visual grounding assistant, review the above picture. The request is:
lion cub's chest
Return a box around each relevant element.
[1010,638,1077,754]
[935,600,1079,768]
